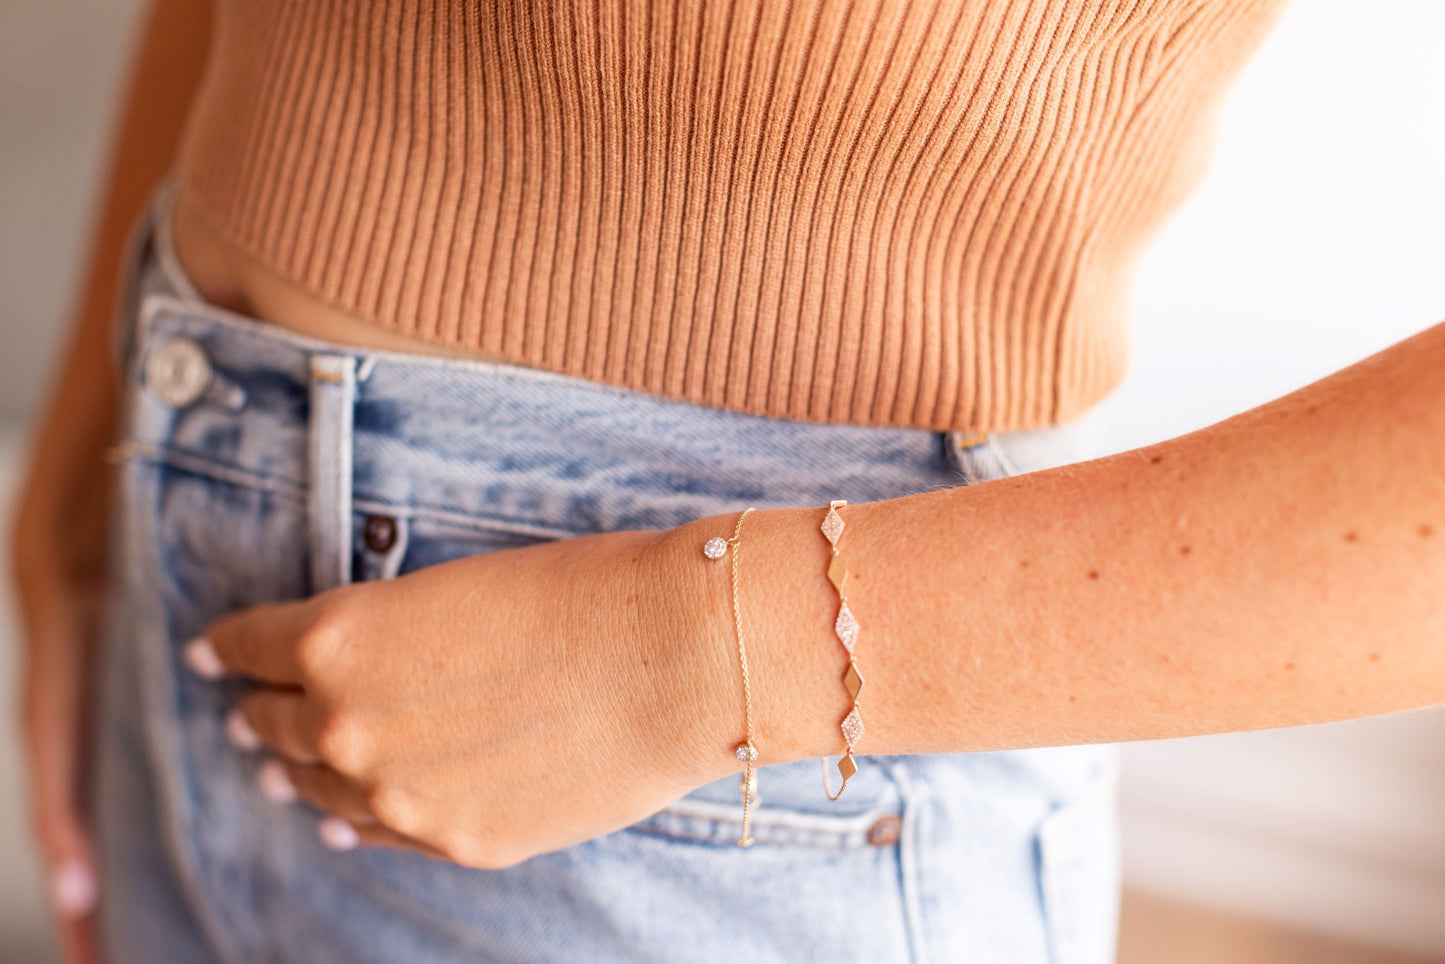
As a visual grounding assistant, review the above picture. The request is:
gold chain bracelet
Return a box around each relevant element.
[702,507,760,846]
[820,500,864,800]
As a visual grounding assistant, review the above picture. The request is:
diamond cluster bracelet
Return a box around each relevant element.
[820,500,865,800]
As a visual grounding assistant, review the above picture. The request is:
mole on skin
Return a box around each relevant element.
[1420,524,1435,538]
[1343,531,1359,543]
[1149,455,1163,464]
[1086,570,1100,580]
[1179,545,1191,556]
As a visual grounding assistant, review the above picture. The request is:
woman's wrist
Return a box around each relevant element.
[640,507,856,782]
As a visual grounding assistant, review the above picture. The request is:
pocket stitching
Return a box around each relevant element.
[1036,765,1120,964]
[626,796,903,849]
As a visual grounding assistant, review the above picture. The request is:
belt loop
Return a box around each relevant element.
[309,354,358,594]
[945,430,995,485]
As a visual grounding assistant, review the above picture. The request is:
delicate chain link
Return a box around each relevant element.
[727,507,758,845]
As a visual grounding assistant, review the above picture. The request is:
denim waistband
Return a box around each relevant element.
[118,178,1107,552]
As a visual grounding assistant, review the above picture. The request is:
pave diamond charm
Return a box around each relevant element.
[703,536,729,559]
[818,499,867,802]
[834,602,859,652]
[821,503,846,545]
[735,741,759,763]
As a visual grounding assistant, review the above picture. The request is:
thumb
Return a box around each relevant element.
[23,636,103,964]
[21,613,101,923]
[35,809,98,920]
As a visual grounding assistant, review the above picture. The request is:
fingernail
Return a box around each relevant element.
[183,637,225,680]
[50,860,97,917]
[225,708,262,751]
[257,759,297,803]
[318,816,359,852]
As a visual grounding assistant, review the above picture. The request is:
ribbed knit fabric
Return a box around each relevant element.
[174,0,1285,431]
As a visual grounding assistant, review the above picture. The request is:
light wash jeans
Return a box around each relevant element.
[91,179,1121,964]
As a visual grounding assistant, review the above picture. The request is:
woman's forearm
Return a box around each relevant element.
[657,318,1445,767]
[11,0,211,583]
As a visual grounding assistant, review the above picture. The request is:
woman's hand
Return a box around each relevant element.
[11,491,109,964]
[188,527,737,868]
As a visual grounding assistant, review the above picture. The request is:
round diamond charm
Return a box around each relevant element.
[735,741,759,763]
[703,537,729,560]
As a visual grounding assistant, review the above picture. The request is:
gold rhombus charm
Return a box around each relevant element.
[837,753,858,781]
[827,554,849,592]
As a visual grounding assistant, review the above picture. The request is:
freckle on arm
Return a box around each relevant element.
[1086,570,1100,580]
[1343,531,1359,543]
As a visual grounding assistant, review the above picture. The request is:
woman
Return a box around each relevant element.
[14,0,1444,961]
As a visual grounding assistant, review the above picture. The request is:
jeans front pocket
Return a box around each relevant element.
[1035,760,1122,964]
[254,511,918,963]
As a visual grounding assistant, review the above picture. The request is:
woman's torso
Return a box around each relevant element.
[98,183,1124,961]
[172,0,1286,432]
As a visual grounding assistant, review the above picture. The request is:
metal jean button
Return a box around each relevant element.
[867,814,902,846]
[363,515,398,553]
[145,336,212,407]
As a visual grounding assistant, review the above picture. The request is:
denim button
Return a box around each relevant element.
[363,515,398,553]
[145,336,212,407]
[866,815,902,846]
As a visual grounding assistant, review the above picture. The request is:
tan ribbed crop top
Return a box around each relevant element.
[174,0,1285,432]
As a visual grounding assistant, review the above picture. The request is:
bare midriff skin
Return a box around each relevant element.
[169,187,525,365]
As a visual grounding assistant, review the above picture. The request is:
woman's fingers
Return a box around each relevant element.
[29,726,101,964]
[234,689,323,764]
[347,823,450,861]
[196,598,314,684]
[255,760,448,860]
[25,675,99,917]
[20,602,101,964]
[58,916,100,964]
[275,761,373,823]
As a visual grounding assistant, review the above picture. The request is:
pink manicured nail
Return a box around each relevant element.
[318,816,359,852]
[225,708,262,751]
[257,759,297,803]
[183,637,225,680]
[50,860,97,917]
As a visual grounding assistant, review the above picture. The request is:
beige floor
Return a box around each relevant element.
[1119,890,1444,964]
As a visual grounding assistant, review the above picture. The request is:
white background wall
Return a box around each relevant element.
[1088,1,1445,956]
[2,0,1444,960]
